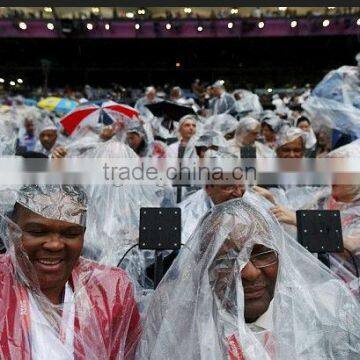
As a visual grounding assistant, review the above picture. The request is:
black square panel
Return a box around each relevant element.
[296,210,343,253]
[139,208,181,251]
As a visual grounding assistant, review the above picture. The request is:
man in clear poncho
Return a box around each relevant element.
[0,185,141,359]
[227,117,275,158]
[179,150,246,244]
[204,114,238,141]
[137,193,360,359]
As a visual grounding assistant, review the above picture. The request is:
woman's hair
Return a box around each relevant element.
[296,116,311,127]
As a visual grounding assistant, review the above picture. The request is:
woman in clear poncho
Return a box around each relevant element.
[0,185,140,359]
[137,193,360,359]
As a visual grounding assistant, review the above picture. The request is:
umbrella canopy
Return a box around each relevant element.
[37,97,78,115]
[146,100,196,122]
[24,99,38,107]
[60,100,139,136]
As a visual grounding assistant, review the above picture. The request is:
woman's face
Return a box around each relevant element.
[297,120,311,133]
[261,123,276,142]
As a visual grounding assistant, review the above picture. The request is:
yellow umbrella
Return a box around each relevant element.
[38,97,78,114]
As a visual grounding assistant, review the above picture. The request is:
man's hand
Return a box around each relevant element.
[51,146,67,158]
[270,205,297,226]
[252,186,276,205]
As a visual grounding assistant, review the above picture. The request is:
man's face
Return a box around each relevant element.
[210,242,278,323]
[24,119,34,135]
[241,244,278,322]
[146,90,156,102]
[14,205,84,293]
[242,125,260,145]
[179,120,196,140]
[276,137,304,158]
[205,181,245,205]
[213,87,222,98]
[127,132,143,150]
[39,130,57,151]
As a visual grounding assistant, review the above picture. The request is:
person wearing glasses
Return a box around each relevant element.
[137,194,360,359]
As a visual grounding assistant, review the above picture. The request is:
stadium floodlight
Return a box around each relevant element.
[47,22,55,30]
[9,81,16,86]
[258,21,265,29]
[184,8,192,14]
[176,62,181,68]
[126,12,134,19]
[17,78,23,84]
[0,78,4,84]
[230,8,239,15]
[322,19,330,27]
[137,8,146,15]
[105,24,110,30]
[165,23,172,30]
[44,7,52,13]
[227,22,234,29]
[267,88,273,93]
[18,22,27,30]
[290,20,298,28]
[92,7,100,14]
[357,18,360,26]
[134,23,141,30]
[86,23,93,31]
[197,25,203,32]
[278,7,287,11]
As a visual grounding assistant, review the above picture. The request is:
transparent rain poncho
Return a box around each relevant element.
[204,114,238,138]
[0,111,18,155]
[0,185,141,359]
[79,140,174,296]
[232,89,263,118]
[303,65,360,137]
[137,193,360,359]
[195,130,228,150]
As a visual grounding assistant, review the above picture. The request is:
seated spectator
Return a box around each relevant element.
[137,194,360,359]
[0,185,140,359]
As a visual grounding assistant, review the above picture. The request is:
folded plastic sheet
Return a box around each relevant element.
[303,66,360,138]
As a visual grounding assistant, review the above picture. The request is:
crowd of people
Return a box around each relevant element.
[0,52,359,358]
[1,7,359,21]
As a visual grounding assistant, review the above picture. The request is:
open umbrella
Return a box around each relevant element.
[60,100,139,136]
[146,100,196,122]
[38,97,78,115]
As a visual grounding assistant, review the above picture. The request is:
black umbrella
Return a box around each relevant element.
[146,100,196,122]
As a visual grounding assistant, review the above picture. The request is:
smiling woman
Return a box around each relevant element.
[0,185,141,359]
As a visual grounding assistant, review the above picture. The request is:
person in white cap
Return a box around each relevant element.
[210,80,236,116]
[34,118,66,158]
